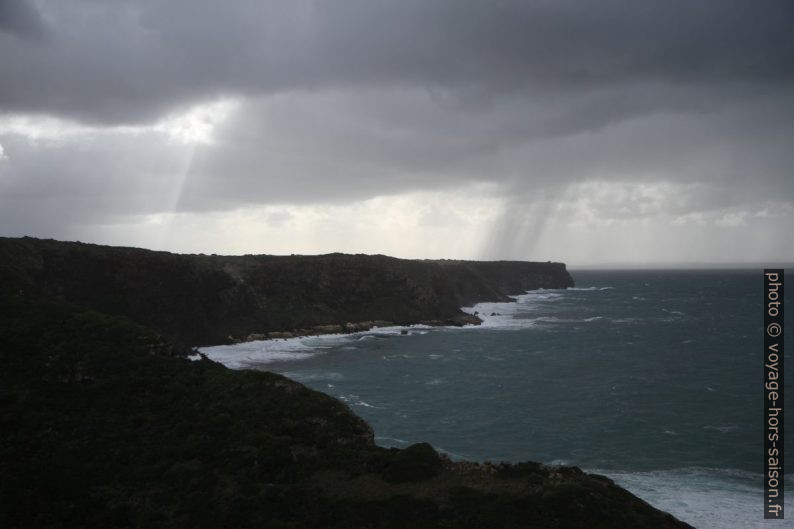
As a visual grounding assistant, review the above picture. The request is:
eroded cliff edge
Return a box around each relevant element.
[0,237,574,347]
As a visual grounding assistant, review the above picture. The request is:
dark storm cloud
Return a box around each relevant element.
[169,84,793,211]
[0,0,792,123]
[0,0,47,39]
[1,0,793,257]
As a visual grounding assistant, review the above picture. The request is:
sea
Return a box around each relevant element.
[200,269,792,529]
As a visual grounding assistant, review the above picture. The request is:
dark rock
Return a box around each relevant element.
[374,443,445,483]
[267,331,294,339]
[312,324,343,334]
[450,313,482,326]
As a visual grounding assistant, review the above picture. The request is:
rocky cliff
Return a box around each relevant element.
[0,237,574,347]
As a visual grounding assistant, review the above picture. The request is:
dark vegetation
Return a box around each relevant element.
[0,238,693,528]
[0,237,574,346]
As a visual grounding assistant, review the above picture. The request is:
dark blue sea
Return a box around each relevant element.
[201,270,792,529]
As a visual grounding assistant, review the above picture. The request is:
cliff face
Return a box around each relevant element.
[0,290,693,529]
[0,237,574,346]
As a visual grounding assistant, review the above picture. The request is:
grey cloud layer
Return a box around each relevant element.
[1,0,792,123]
[0,0,792,254]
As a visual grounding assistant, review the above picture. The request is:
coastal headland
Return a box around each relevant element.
[0,237,575,347]
[0,237,693,528]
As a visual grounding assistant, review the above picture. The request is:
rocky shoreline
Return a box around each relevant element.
[238,313,482,343]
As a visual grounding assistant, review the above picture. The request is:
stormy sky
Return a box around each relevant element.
[1,1,792,264]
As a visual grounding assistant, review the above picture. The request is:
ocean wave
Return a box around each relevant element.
[283,371,345,382]
[528,316,565,323]
[702,424,740,433]
[199,338,321,369]
[460,304,529,329]
[461,290,559,329]
[524,315,610,325]
[461,289,620,330]
[374,436,410,445]
[587,466,793,529]
[202,283,617,369]
[434,446,468,459]
[526,292,565,300]
[200,323,436,369]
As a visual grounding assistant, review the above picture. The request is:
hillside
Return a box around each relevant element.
[0,237,574,347]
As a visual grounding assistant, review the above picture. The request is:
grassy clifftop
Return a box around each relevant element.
[0,237,574,346]
[0,288,693,528]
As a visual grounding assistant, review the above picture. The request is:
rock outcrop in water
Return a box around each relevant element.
[0,237,574,347]
[0,237,693,528]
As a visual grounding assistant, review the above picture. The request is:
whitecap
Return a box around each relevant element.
[286,371,345,382]
[435,447,467,459]
[199,338,321,369]
[461,289,571,330]
[374,436,410,445]
[200,322,441,369]
[703,425,739,433]
[590,466,793,529]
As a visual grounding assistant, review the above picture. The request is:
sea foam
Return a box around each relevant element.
[595,467,793,529]
[202,285,609,368]
[200,323,434,368]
